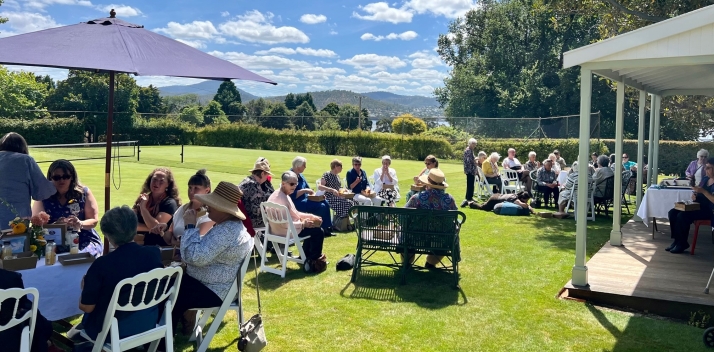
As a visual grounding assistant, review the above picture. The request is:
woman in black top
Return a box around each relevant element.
[667,157,714,253]
[134,167,180,246]
[469,191,532,211]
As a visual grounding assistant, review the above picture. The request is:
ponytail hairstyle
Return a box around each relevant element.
[188,169,211,188]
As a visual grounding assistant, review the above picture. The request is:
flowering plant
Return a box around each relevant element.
[1,197,49,258]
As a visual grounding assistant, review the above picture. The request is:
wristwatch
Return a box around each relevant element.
[184,224,195,230]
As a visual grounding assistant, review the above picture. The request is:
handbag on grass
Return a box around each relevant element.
[238,248,268,352]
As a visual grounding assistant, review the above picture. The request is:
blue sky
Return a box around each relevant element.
[0,0,479,97]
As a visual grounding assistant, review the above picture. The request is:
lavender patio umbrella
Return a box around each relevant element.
[0,11,276,253]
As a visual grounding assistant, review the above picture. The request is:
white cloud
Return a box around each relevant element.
[254,47,338,58]
[218,10,309,44]
[155,21,219,40]
[0,11,61,35]
[408,51,444,68]
[300,14,327,24]
[175,39,206,49]
[352,2,413,24]
[405,0,478,18]
[361,31,418,41]
[95,4,142,17]
[386,85,406,91]
[24,0,92,11]
[338,54,406,69]
[329,29,338,35]
[221,11,230,17]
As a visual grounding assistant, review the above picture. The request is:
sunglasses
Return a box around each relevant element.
[287,182,297,186]
[353,163,361,166]
[51,175,71,181]
[622,156,628,159]
[425,162,432,165]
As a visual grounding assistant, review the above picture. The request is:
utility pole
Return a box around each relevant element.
[357,96,362,130]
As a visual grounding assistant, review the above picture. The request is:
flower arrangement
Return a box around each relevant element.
[1,196,50,258]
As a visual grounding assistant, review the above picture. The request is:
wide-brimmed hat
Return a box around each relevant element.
[249,160,273,176]
[194,181,246,220]
[418,169,448,189]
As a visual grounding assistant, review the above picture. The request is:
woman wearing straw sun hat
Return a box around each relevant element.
[171,181,252,329]
[405,169,457,268]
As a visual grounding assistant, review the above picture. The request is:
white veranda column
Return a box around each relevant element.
[610,81,625,246]
[651,95,662,184]
[573,67,591,287]
[647,94,656,186]
[635,91,647,210]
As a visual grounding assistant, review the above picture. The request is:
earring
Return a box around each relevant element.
[165,188,169,192]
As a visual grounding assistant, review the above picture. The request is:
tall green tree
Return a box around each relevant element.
[213,81,242,113]
[337,104,370,131]
[284,93,297,110]
[226,101,247,122]
[0,66,49,119]
[163,94,201,114]
[321,102,340,116]
[261,102,292,130]
[179,105,204,125]
[137,85,164,114]
[375,118,393,133]
[293,101,316,130]
[203,100,229,125]
[0,1,7,29]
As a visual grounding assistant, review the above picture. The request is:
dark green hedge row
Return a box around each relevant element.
[601,139,714,176]
[0,118,84,145]
[115,118,197,145]
[195,124,453,160]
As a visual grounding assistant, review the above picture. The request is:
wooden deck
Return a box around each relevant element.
[563,219,714,320]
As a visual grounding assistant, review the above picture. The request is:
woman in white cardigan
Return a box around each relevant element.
[373,155,400,206]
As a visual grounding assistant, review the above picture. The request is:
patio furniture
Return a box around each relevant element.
[692,220,711,255]
[350,205,466,288]
[476,167,493,199]
[0,287,39,352]
[593,176,615,217]
[500,169,522,194]
[621,170,633,215]
[530,169,554,208]
[258,202,310,278]
[636,186,696,238]
[564,179,596,221]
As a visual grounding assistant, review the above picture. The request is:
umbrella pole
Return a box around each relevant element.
[103,71,115,255]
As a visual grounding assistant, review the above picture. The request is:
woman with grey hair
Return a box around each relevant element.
[373,155,400,206]
[268,171,327,273]
[78,205,164,344]
[289,156,333,233]
[686,149,710,186]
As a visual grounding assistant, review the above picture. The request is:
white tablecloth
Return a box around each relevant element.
[18,255,92,321]
[557,172,568,186]
[636,187,694,226]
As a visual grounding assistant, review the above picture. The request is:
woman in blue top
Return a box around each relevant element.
[667,157,714,253]
[0,132,56,230]
[33,159,103,257]
[289,156,332,232]
[346,156,385,206]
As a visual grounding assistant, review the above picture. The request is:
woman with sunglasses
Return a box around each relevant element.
[405,155,438,201]
[134,167,181,246]
[32,159,102,257]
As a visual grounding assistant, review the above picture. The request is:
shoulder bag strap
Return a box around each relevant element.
[251,247,262,314]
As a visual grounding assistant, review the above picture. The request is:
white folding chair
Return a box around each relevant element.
[258,201,310,278]
[189,249,251,352]
[565,180,596,221]
[500,169,522,194]
[78,267,183,352]
[476,166,493,198]
[0,287,39,352]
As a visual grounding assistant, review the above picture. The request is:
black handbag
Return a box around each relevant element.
[238,249,267,352]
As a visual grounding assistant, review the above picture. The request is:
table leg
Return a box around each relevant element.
[51,319,75,350]
[652,217,657,239]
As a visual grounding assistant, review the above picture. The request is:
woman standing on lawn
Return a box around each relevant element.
[134,167,180,246]
[32,159,103,257]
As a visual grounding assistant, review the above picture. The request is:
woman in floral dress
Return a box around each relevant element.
[32,159,102,257]
[319,159,356,219]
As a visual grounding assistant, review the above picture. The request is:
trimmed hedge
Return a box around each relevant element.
[601,139,714,176]
[195,124,453,160]
[117,118,196,145]
[0,118,84,145]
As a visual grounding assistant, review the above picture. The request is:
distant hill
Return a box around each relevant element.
[362,91,439,108]
[158,81,259,103]
[265,90,400,111]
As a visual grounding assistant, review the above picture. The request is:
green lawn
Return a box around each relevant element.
[39,146,707,351]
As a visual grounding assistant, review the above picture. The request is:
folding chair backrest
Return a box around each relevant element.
[501,169,519,182]
[96,267,183,344]
[0,287,38,343]
[261,201,299,238]
[477,166,487,181]
[622,170,632,195]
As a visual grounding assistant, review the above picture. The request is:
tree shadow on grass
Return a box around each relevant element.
[340,269,467,309]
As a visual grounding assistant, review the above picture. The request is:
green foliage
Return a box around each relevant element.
[321,102,340,116]
[245,98,271,117]
[127,117,196,145]
[600,139,714,176]
[0,1,6,26]
[226,101,247,122]
[260,102,292,129]
[0,66,50,119]
[136,85,164,114]
[293,101,316,130]
[163,94,201,114]
[337,104,370,131]
[195,124,452,160]
[285,93,317,111]
[179,105,204,125]
[392,114,427,135]
[0,118,84,144]
[422,126,470,146]
[375,118,392,133]
[213,81,241,113]
[203,100,226,125]
[453,138,609,164]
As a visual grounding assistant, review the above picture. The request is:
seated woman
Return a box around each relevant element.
[78,206,164,344]
[469,191,532,212]
[476,151,487,169]
[347,156,386,206]
[289,156,333,233]
[555,162,593,215]
[172,181,252,328]
[32,159,102,257]
[319,159,357,221]
[154,169,215,256]
[405,155,438,200]
[667,157,714,254]
[269,172,327,273]
[546,153,562,175]
[372,155,400,206]
[134,168,180,246]
[482,152,502,193]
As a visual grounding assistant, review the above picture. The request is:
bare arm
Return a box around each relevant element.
[31,200,45,216]
[80,188,99,229]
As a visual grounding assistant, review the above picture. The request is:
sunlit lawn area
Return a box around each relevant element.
[37,145,707,351]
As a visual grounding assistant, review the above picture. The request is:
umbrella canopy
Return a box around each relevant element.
[0,16,276,84]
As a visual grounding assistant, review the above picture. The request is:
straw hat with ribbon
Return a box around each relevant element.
[418,169,448,189]
[249,159,273,176]
[194,181,246,220]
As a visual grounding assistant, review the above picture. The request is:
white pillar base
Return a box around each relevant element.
[609,229,623,246]
[572,265,589,287]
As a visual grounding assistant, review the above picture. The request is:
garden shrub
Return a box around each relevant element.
[0,117,84,144]
[392,114,427,135]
